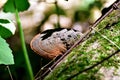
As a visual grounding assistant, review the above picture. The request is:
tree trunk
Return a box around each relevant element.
[44,7,120,80]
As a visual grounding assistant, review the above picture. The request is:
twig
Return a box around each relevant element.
[35,56,58,80]
[6,66,13,80]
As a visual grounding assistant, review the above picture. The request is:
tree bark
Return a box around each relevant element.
[44,7,120,80]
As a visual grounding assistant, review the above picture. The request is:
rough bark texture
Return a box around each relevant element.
[44,7,120,80]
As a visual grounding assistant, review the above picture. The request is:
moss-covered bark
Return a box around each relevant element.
[44,8,120,80]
